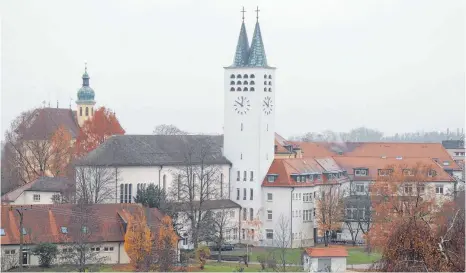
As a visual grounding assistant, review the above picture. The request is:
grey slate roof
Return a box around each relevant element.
[76,134,231,167]
[172,199,241,211]
[1,176,74,202]
[232,21,250,67]
[442,140,465,149]
[19,108,80,141]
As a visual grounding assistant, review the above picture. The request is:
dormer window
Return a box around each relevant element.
[354,169,368,176]
[267,175,277,183]
[82,226,88,234]
[428,169,437,177]
[21,228,27,235]
[61,227,68,234]
[0,228,4,236]
[378,169,392,176]
[443,161,450,166]
[403,169,414,176]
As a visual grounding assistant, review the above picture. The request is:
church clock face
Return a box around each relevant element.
[234,96,251,115]
[263,96,273,115]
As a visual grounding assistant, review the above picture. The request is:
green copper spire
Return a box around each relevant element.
[247,19,268,67]
[232,20,250,67]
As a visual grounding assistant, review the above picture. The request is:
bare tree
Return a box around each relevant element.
[274,214,292,272]
[344,193,371,246]
[75,166,117,204]
[153,124,187,135]
[210,206,236,262]
[168,136,223,249]
[60,203,108,272]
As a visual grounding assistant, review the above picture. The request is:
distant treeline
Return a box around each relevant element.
[291,127,465,143]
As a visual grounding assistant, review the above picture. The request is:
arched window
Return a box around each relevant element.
[243,81,248,85]
[268,75,272,79]
[243,87,248,91]
[269,88,272,92]
[230,81,235,85]
[264,87,267,92]
[264,81,267,85]
[163,175,167,192]
[269,81,272,85]
[243,74,248,79]
[250,87,255,91]
[237,74,242,79]
[85,107,89,116]
[264,74,267,79]
[79,107,82,116]
[230,87,235,91]
[230,74,235,79]
[250,74,255,78]
[237,81,242,85]
[237,87,242,91]
[250,81,255,85]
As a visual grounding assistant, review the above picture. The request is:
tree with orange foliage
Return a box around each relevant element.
[316,184,345,246]
[75,107,125,156]
[155,215,179,272]
[49,125,74,177]
[368,162,464,271]
[124,210,152,271]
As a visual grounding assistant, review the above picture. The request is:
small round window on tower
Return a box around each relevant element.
[230,74,235,79]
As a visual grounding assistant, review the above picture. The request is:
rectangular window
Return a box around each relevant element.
[403,169,414,176]
[243,171,247,181]
[230,210,235,218]
[0,229,5,236]
[243,208,247,221]
[250,171,254,181]
[436,185,444,194]
[298,193,301,200]
[250,188,253,200]
[355,184,365,193]
[237,171,240,181]
[378,169,392,176]
[236,188,240,200]
[129,184,132,203]
[417,185,425,194]
[313,208,316,217]
[299,210,302,217]
[250,208,254,220]
[124,184,128,203]
[120,184,124,203]
[428,169,437,177]
[404,184,413,194]
[354,169,368,176]
[266,229,273,240]
[243,188,247,200]
[267,175,276,183]
[33,194,40,202]
[242,229,245,239]
[233,228,238,240]
[267,193,273,201]
[267,210,273,220]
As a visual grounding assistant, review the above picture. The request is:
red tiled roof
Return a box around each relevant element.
[262,158,349,187]
[0,204,168,245]
[18,108,80,141]
[289,142,336,157]
[333,156,455,182]
[305,247,348,257]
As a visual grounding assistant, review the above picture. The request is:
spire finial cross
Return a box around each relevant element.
[255,6,260,21]
[84,61,88,73]
[241,6,246,22]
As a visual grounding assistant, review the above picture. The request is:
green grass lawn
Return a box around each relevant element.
[346,247,381,265]
[199,262,302,272]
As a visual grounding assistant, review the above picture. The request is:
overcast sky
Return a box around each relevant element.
[1,0,464,138]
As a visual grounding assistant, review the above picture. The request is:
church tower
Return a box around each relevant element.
[76,63,96,127]
[223,7,276,242]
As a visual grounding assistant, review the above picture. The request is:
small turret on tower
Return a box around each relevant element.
[76,62,96,127]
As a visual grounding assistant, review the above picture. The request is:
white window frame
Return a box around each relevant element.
[267,209,273,220]
[436,185,444,194]
[266,229,274,240]
[33,194,40,202]
[267,193,273,201]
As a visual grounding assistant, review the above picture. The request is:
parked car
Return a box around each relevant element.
[210,243,234,251]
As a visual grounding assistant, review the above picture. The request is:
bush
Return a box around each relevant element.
[195,246,210,270]
[32,243,58,267]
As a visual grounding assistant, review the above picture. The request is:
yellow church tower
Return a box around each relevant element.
[76,63,96,127]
